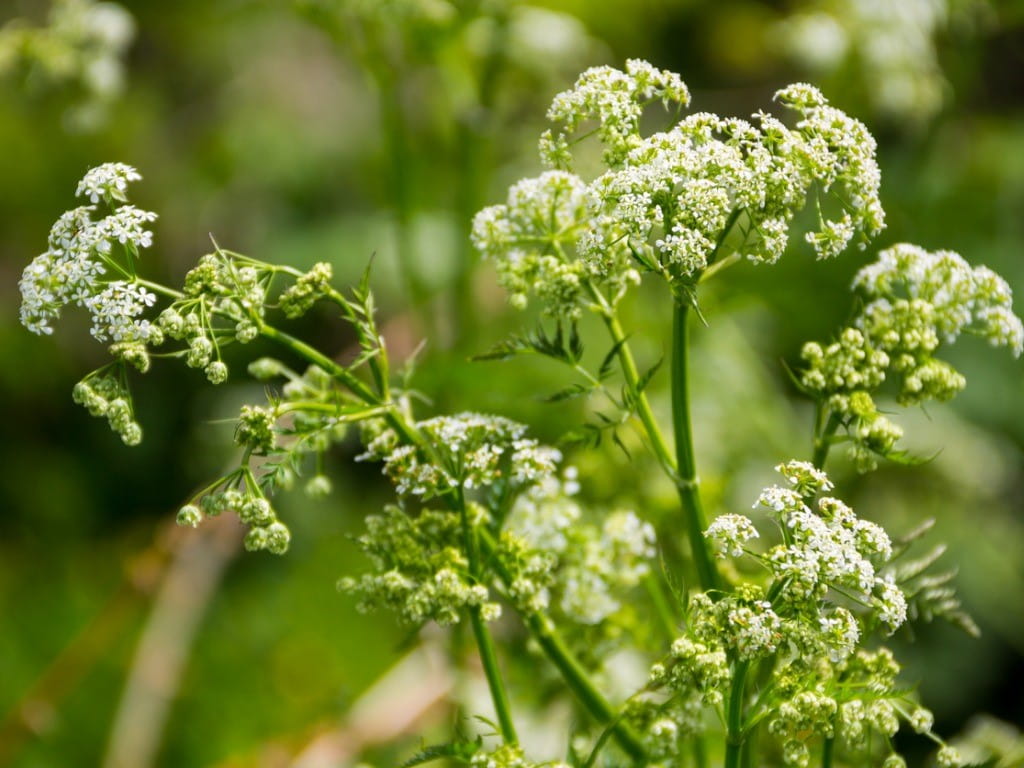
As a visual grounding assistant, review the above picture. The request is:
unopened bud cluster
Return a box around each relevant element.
[177,481,290,555]
[801,243,1022,469]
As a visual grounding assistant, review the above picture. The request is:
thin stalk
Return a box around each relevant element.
[477,531,647,763]
[258,325,379,407]
[692,735,708,768]
[457,490,518,745]
[671,301,720,593]
[137,278,183,300]
[469,606,517,744]
[724,659,751,768]
[375,65,433,337]
[812,409,842,470]
[589,289,677,479]
[525,612,646,763]
[644,572,678,642]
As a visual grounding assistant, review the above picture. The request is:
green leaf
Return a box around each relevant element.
[399,736,481,768]
[636,357,664,393]
[540,383,594,403]
[599,336,629,380]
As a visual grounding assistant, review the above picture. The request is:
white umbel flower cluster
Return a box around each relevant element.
[359,413,561,498]
[76,162,141,203]
[706,461,904,635]
[19,164,159,341]
[473,61,885,315]
[501,475,656,624]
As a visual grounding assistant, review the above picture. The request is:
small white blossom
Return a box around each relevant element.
[705,514,760,558]
[76,162,141,203]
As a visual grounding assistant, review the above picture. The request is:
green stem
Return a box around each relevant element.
[455,489,517,744]
[136,278,183,300]
[812,410,842,470]
[644,572,678,642]
[469,604,518,744]
[821,736,834,768]
[724,659,751,768]
[525,612,646,762]
[592,295,676,479]
[375,65,432,336]
[693,735,708,768]
[258,325,379,406]
[671,300,720,593]
[478,531,647,763]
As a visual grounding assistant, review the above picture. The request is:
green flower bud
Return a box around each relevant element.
[244,527,268,552]
[235,320,258,343]
[265,522,290,555]
[248,357,283,380]
[304,474,332,498]
[205,361,228,385]
[121,422,142,446]
[177,504,202,528]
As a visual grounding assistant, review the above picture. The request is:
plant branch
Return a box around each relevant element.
[259,320,643,762]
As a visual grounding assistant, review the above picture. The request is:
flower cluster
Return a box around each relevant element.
[359,413,561,499]
[643,462,960,766]
[500,475,656,624]
[747,461,902,628]
[72,373,142,445]
[19,164,158,340]
[340,505,501,625]
[800,243,1022,468]
[176,475,291,555]
[469,744,569,768]
[541,58,692,169]
[473,60,884,315]
[280,262,334,318]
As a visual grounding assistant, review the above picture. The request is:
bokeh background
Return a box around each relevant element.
[1,0,1022,766]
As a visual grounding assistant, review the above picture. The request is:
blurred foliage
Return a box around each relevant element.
[1,0,1022,765]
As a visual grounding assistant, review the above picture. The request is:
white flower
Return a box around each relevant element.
[75,162,141,203]
[705,513,760,558]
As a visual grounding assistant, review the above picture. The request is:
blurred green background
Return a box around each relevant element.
[1,0,1022,766]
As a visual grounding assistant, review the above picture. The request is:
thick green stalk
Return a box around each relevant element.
[821,736,834,768]
[671,301,720,593]
[724,659,751,768]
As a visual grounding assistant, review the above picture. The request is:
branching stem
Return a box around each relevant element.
[260,319,643,761]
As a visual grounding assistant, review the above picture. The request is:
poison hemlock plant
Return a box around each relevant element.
[19,61,1022,768]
